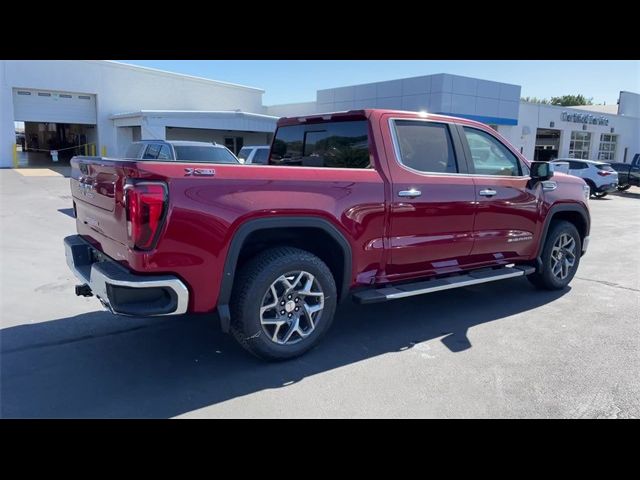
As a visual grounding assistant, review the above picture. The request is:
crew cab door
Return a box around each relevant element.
[383,116,477,280]
[456,124,540,262]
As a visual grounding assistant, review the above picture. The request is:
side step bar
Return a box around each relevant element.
[353,265,535,304]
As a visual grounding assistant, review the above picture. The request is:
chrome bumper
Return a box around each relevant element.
[64,235,189,316]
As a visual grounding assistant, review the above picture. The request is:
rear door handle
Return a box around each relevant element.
[398,189,422,198]
[479,189,497,197]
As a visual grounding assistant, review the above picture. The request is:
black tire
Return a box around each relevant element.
[617,184,631,191]
[528,220,581,290]
[592,191,608,199]
[230,247,337,361]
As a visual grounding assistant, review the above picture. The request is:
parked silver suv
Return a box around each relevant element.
[552,158,619,198]
[124,140,240,164]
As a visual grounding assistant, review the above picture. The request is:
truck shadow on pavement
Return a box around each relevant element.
[1,278,568,418]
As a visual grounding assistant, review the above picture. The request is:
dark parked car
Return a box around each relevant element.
[609,154,640,191]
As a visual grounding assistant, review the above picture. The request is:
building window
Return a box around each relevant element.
[597,134,617,162]
[569,131,591,159]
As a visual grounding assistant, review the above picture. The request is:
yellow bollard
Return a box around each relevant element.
[91,144,96,156]
[13,143,18,168]
[101,146,107,156]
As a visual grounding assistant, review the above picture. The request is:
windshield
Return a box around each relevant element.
[173,146,239,163]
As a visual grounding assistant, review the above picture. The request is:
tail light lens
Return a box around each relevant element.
[125,182,167,250]
[597,170,612,176]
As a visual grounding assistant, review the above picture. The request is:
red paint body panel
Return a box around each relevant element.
[70,109,589,314]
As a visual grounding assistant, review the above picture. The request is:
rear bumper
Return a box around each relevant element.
[594,182,618,193]
[64,235,189,316]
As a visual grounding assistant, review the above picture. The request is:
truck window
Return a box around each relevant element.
[393,120,458,174]
[173,146,239,163]
[270,120,370,169]
[463,127,521,176]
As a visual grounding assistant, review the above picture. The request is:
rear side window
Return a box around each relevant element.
[252,148,270,165]
[124,143,146,159]
[393,120,457,174]
[270,120,370,169]
[173,146,239,163]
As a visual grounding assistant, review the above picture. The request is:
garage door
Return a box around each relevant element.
[13,88,97,124]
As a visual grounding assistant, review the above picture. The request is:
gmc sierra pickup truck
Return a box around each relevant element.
[65,109,591,360]
[609,153,640,191]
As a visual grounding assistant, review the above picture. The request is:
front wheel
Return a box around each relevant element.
[528,220,581,290]
[230,247,337,360]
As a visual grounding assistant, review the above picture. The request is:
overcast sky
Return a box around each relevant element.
[119,60,639,106]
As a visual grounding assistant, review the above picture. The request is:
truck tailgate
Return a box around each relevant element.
[70,156,137,247]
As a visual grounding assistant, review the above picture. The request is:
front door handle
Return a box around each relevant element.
[479,189,497,197]
[398,189,422,198]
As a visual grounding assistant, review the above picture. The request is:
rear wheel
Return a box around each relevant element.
[528,220,581,290]
[592,191,608,199]
[230,247,337,360]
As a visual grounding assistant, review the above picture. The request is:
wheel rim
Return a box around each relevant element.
[259,271,325,345]
[550,233,577,280]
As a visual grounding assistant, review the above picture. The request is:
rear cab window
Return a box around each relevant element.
[270,120,370,168]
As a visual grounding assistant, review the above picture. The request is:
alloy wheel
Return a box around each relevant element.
[259,271,325,345]
[550,233,577,280]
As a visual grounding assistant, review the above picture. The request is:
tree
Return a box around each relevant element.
[521,96,550,104]
[549,94,593,106]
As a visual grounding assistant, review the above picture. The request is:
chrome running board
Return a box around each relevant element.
[353,265,535,304]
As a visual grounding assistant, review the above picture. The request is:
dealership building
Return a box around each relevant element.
[1,60,638,168]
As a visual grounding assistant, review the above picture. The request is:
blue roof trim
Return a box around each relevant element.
[435,112,518,126]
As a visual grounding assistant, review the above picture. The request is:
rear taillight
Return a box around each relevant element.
[597,170,613,176]
[125,182,167,250]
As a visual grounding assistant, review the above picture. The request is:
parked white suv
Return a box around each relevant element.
[237,145,270,165]
[552,158,619,198]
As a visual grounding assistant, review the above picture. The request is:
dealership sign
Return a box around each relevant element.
[561,111,609,126]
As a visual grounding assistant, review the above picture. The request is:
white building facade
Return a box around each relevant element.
[266,74,640,165]
[1,60,276,167]
[1,63,638,168]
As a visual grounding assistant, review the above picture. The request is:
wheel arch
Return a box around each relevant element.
[217,216,353,332]
[535,203,590,272]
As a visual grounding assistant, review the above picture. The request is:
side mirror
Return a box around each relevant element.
[530,161,554,181]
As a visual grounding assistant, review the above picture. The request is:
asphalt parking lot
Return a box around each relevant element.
[1,167,638,418]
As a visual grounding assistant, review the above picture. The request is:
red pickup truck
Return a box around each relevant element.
[65,109,591,360]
